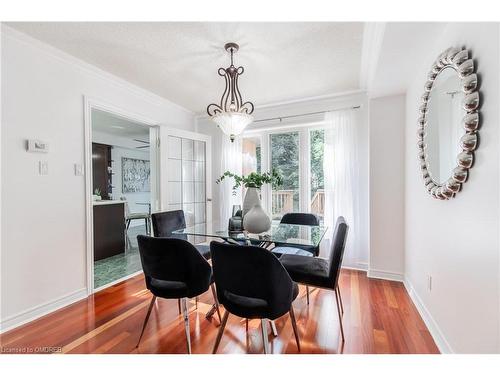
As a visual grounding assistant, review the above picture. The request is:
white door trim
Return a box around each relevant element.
[83,96,160,295]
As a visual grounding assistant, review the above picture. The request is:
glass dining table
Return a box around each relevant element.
[173,221,328,248]
[173,220,328,320]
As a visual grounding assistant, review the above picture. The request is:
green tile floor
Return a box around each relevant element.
[93,225,146,289]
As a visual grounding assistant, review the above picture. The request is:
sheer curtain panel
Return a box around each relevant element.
[323,110,361,266]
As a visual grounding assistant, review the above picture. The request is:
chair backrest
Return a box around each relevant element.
[151,210,187,238]
[280,213,320,226]
[120,196,131,216]
[327,216,349,288]
[137,235,211,297]
[210,241,296,319]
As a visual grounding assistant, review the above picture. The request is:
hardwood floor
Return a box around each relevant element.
[0,269,439,354]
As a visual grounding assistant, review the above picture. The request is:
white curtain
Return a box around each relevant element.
[323,110,360,265]
[219,135,243,227]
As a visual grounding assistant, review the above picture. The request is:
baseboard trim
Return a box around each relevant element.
[367,268,404,282]
[342,262,368,272]
[403,277,453,354]
[0,288,88,334]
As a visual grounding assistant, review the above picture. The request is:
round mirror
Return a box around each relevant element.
[418,47,480,200]
[425,67,465,184]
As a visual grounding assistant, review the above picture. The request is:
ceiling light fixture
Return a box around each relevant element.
[207,42,254,142]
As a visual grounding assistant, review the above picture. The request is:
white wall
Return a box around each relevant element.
[404,23,499,353]
[196,92,370,270]
[369,94,405,280]
[0,26,194,331]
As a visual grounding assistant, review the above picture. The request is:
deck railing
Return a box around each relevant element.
[311,189,325,218]
[272,190,294,217]
[271,189,325,218]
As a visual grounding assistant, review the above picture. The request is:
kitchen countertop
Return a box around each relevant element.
[92,200,126,206]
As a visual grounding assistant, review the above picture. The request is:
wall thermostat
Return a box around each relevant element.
[27,139,49,153]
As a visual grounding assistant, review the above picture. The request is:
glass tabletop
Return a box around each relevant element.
[173,221,328,247]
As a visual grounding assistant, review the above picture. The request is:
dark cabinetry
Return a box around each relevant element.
[93,203,126,261]
[92,143,113,200]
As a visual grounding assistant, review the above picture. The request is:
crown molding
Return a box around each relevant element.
[359,22,386,91]
[1,24,194,115]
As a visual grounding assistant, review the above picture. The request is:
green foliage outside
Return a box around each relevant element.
[310,129,325,198]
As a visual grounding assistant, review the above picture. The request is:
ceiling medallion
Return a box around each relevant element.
[207,42,254,142]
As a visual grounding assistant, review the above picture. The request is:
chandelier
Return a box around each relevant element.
[207,42,254,142]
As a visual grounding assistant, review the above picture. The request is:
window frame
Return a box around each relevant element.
[242,121,328,220]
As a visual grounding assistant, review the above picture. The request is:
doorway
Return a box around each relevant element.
[85,100,160,292]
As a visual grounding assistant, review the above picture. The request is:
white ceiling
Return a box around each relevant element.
[7,22,364,113]
[92,108,149,138]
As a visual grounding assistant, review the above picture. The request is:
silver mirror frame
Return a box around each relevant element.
[418,47,480,200]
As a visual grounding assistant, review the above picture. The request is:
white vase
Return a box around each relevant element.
[242,187,261,217]
[243,203,271,234]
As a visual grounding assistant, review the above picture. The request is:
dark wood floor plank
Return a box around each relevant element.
[0,269,439,354]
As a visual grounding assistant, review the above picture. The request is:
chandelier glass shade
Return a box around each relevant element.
[211,112,253,141]
[207,43,254,142]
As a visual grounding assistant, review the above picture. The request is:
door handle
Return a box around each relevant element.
[207,198,212,202]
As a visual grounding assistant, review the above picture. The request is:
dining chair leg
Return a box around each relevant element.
[270,320,278,337]
[260,319,270,354]
[336,285,344,315]
[210,284,222,323]
[306,285,310,305]
[195,296,198,310]
[126,219,131,230]
[136,296,156,348]
[177,299,181,315]
[245,319,249,332]
[181,297,192,354]
[289,307,301,351]
[334,289,345,343]
[212,310,230,354]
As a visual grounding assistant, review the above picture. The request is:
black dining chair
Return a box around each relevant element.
[135,235,222,353]
[210,241,301,354]
[278,216,348,343]
[151,210,211,260]
[271,213,321,304]
[272,213,321,257]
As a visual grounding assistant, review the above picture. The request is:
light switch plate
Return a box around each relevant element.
[39,160,49,175]
[74,163,84,176]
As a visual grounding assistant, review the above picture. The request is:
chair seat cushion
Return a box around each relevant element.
[195,244,211,260]
[280,254,333,289]
[273,243,319,256]
[272,246,315,257]
[149,277,188,299]
[221,283,299,320]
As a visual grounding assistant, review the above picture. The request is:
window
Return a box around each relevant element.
[310,129,325,219]
[243,124,328,222]
[270,132,300,220]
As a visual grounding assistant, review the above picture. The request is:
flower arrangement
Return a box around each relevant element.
[216,170,283,193]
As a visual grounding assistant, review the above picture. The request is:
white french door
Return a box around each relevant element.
[161,128,212,228]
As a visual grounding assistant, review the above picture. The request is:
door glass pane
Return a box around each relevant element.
[182,138,194,160]
[270,132,300,220]
[169,136,207,241]
[310,129,325,220]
